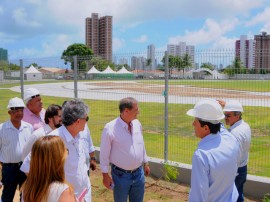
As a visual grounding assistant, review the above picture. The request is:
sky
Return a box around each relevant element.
[1,0,270,61]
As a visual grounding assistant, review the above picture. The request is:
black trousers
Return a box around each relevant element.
[1,163,26,202]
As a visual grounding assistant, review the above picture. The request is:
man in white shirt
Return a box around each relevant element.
[219,99,251,202]
[100,97,150,202]
[21,104,62,160]
[0,97,33,202]
[187,99,240,202]
[48,99,93,202]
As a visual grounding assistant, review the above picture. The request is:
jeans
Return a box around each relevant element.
[1,164,27,202]
[235,165,247,202]
[111,166,145,202]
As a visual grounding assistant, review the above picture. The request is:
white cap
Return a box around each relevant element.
[187,99,224,124]
[7,97,25,109]
[24,88,40,103]
[223,100,243,112]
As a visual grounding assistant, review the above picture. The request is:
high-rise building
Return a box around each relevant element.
[235,35,255,69]
[167,42,195,67]
[254,32,270,70]
[85,13,112,61]
[0,48,8,61]
[131,56,145,70]
[147,44,156,70]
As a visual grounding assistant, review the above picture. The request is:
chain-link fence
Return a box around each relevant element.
[0,49,270,178]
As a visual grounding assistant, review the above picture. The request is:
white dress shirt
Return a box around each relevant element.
[229,120,251,167]
[100,117,148,173]
[0,120,33,163]
[22,124,53,160]
[189,129,240,202]
[48,126,91,201]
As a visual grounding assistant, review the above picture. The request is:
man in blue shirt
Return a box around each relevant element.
[187,99,240,202]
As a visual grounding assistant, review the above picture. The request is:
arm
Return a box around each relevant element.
[58,187,76,202]
[100,126,113,189]
[189,152,209,202]
[85,125,96,171]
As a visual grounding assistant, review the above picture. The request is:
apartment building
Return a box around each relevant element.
[235,35,255,69]
[254,32,270,70]
[85,13,112,61]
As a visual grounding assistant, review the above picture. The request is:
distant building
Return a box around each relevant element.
[0,48,8,61]
[254,32,270,70]
[131,56,145,70]
[85,13,112,61]
[235,35,255,69]
[167,42,195,67]
[147,44,156,70]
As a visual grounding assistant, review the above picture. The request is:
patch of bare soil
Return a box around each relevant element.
[89,81,270,100]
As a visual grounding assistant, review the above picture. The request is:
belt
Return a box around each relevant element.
[112,164,141,174]
[2,162,23,167]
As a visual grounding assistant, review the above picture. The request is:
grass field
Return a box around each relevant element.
[0,80,270,178]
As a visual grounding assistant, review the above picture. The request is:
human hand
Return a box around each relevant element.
[102,173,113,189]
[90,160,96,171]
[217,99,226,108]
[144,163,150,176]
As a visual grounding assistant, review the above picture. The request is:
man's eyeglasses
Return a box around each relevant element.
[224,114,233,118]
[81,116,89,122]
[31,94,40,99]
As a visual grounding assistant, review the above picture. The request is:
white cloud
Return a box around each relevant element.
[246,7,270,26]
[113,38,125,51]
[0,6,3,15]
[168,18,239,47]
[133,35,148,43]
[12,7,41,27]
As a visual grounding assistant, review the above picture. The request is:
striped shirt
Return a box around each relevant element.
[0,120,33,163]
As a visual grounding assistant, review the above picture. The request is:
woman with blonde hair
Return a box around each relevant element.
[22,135,76,202]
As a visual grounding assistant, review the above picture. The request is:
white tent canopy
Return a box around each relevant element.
[101,66,116,74]
[25,65,41,74]
[117,66,133,74]
[87,66,101,74]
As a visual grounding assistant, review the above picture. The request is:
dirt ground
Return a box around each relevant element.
[88,81,270,100]
[3,166,261,202]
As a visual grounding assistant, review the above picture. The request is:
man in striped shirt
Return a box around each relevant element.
[0,97,33,202]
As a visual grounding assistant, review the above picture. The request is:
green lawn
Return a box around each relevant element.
[0,80,270,177]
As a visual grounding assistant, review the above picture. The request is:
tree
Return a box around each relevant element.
[90,56,115,71]
[201,63,214,70]
[61,43,93,72]
[182,54,192,68]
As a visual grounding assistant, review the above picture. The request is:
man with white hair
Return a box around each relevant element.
[187,99,240,202]
[0,97,33,202]
[23,88,46,130]
[218,99,251,202]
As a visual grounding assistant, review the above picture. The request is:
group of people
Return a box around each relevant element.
[0,89,150,202]
[0,87,251,202]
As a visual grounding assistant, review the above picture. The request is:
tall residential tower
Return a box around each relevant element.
[85,13,112,61]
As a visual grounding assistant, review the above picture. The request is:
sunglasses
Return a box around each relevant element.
[31,94,40,99]
[224,114,233,118]
[9,107,24,113]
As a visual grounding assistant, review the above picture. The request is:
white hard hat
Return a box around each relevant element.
[223,100,243,112]
[187,99,225,124]
[7,97,25,109]
[24,88,40,103]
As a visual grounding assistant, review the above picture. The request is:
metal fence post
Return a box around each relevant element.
[20,59,24,99]
[73,56,78,98]
[164,51,169,163]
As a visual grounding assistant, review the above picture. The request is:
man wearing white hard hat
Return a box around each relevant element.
[218,99,251,202]
[0,97,33,202]
[23,88,46,131]
[187,99,240,202]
